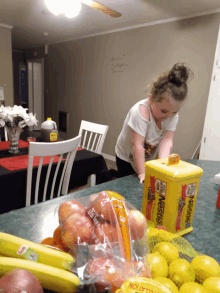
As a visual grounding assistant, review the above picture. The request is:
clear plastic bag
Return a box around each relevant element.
[211,172,220,184]
[58,190,151,292]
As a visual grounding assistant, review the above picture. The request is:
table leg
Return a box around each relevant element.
[88,174,96,187]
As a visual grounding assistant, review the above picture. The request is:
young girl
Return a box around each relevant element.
[115,63,191,184]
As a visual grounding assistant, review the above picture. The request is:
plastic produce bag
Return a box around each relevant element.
[58,190,151,292]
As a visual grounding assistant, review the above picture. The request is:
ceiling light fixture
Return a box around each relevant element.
[45,0,82,18]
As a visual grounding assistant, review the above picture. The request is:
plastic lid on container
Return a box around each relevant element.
[116,277,173,293]
[145,154,203,180]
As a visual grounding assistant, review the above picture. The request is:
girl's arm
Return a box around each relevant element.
[131,130,145,183]
[158,130,174,159]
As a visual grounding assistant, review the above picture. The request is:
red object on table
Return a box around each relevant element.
[0,155,65,171]
[216,188,220,208]
[0,140,29,150]
[77,147,83,151]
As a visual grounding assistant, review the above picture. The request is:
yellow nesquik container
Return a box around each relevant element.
[116,277,173,293]
[141,154,203,236]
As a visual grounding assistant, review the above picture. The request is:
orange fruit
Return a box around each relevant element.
[53,226,63,244]
[41,237,54,246]
[53,242,66,251]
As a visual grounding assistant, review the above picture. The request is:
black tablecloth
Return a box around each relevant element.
[0,147,108,214]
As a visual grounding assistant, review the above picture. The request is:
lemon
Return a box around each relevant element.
[203,277,220,292]
[169,259,195,288]
[147,220,155,228]
[152,241,179,264]
[191,255,220,283]
[147,252,168,279]
[154,277,179,293]
[158,229,179,242]
[179,282,209,293]
[148,227,159,237]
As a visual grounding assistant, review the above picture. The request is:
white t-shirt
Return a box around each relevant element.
[115,98,179,173]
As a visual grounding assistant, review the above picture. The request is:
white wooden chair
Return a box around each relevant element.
[78,120,109,187]
[79,120,109,154]
[26,135,81,207]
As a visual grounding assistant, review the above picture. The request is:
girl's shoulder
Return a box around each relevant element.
[139,98,150,121]
[132,98,150,121]
[139,104,150,121]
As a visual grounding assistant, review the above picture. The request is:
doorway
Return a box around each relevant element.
[200,24,220,160]
[27,58,44,130]
[20,66,27,108]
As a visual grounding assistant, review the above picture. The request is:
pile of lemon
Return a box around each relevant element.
[146,228,220,293]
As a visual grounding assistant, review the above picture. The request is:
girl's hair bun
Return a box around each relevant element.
[168,63,189,86]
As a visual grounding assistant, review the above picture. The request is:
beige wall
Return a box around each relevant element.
[44,13,220,160]
[0,26,13,106]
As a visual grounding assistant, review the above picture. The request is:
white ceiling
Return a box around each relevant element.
[1,0,220,50]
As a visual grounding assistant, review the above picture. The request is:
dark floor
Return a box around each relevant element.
[69,158,117,192]
[105,158,117,170]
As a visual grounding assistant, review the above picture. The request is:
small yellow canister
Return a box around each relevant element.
[141,154,203,236]
[116,277,173,293]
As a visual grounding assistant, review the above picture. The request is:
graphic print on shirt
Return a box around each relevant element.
[128,142,157,161]
[143,142,157,159]
[128,128,164,162]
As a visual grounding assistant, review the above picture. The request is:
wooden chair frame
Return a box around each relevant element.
[79,120,109,154]
[26,135,81,206]
[78,120,109,187]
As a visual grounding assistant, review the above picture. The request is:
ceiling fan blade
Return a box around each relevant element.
[81,0,121,18]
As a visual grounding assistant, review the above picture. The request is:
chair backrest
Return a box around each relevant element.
[78,120,109,154]
[26,135,81,207]
[4,127,8,141]
[0,127,8,141]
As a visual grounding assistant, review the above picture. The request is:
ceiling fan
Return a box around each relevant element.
[43,0,122,18]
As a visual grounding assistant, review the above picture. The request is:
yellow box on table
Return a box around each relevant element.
[141,154,203,236]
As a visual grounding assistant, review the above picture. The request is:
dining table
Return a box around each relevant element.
[0,129,109,214]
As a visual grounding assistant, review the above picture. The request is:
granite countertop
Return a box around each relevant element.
[0,159,220,263]
[183,160,220,262]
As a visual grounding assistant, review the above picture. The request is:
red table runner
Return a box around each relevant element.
[0,155,66,171]
[0,147,83,171]
[0,140,29,150]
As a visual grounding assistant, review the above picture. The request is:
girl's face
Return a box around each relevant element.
[149,94,182,122]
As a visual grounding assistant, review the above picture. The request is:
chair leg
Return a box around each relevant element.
[88,174,96,187]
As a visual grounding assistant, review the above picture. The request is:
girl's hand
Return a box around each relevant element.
[138,173,145,184]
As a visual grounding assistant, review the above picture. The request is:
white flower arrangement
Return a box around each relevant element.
[0,105,38,128]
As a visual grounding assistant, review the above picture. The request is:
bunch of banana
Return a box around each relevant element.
[0,232,81,293]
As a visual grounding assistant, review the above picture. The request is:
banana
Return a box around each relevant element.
[0,232,74,271]
[0,257,80,293]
